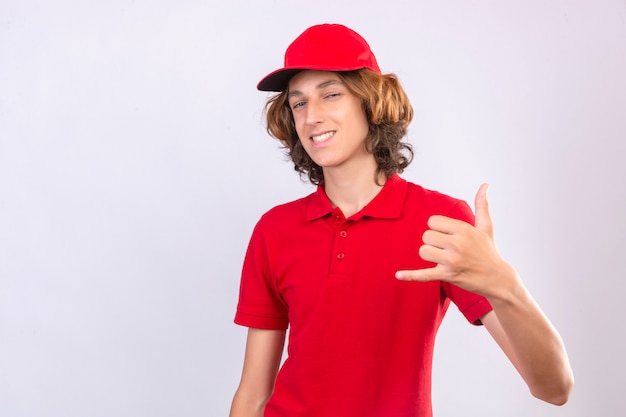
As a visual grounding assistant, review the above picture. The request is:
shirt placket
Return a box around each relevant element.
[328,207,352,279]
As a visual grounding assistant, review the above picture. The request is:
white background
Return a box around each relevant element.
[1,1,625,416]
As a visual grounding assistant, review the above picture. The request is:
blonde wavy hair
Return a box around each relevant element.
[265,69,414,185]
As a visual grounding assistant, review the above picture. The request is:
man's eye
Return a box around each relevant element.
[291,101,305,109]
[325,93,340,99]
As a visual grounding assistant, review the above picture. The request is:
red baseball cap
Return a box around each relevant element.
[257,23,381,92]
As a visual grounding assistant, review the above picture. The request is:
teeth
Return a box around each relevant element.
[311,132,334,142]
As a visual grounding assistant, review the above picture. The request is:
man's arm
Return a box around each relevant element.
[481,296,573,405]
[396,184,574,404]
[230,328,286,417]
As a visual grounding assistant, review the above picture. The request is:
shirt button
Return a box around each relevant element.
[339,230,348,238]
[336,253,345,260]
[335,215,342,222]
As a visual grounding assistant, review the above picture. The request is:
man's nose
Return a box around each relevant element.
[305,99,324,125]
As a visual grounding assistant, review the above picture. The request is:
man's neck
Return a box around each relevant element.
[322,159,386,218]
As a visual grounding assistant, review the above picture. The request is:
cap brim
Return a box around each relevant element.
[257,64,374,92]
[256,68,304,92]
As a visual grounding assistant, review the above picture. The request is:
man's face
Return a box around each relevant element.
[287,70,370,172]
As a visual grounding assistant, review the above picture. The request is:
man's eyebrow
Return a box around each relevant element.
[287,79,343,99]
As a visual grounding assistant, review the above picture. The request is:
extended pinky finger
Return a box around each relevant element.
[395,266,442,282]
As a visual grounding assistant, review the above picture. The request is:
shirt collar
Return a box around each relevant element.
[306,174,408,221]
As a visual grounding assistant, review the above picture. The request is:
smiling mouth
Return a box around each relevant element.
[311,131,335,143]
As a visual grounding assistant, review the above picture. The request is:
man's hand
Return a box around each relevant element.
[396,183,574,403]
[395,183,516,299]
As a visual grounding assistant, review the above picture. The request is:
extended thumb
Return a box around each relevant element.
[474,183,493,234]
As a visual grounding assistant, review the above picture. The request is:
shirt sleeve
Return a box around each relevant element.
[441,199,494,325]
[234,215,290,330]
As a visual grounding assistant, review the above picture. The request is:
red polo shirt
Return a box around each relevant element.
[235,175,492,417]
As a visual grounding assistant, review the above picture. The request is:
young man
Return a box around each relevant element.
[230,23,573,417]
